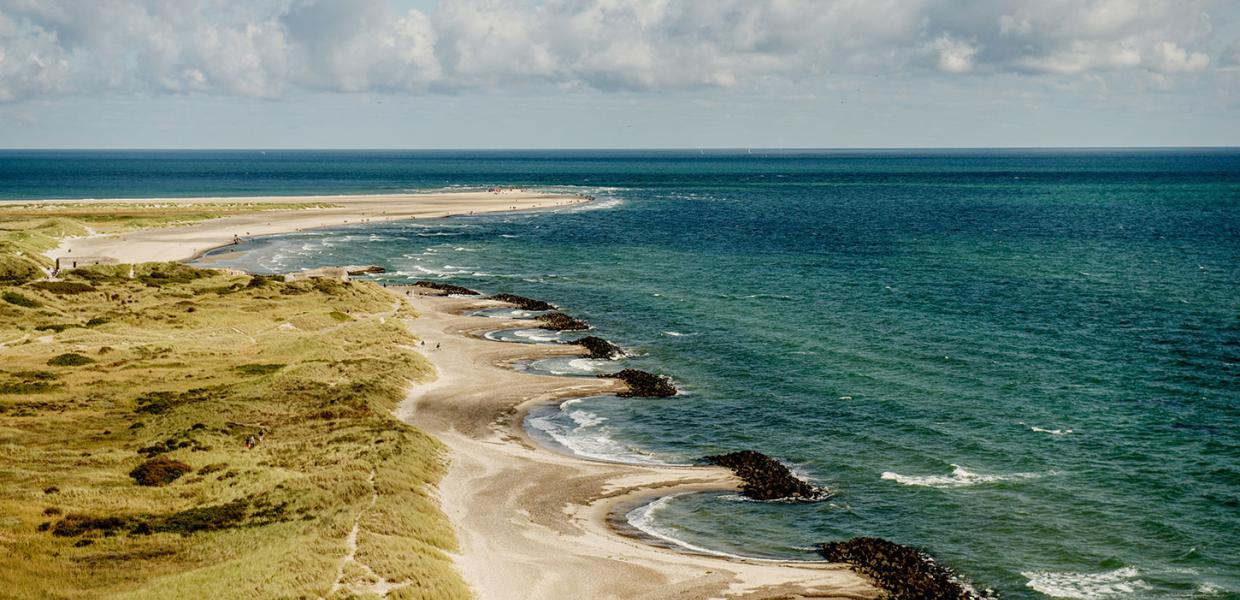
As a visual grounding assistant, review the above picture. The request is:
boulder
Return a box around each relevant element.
[701,450,823,501]
[413,280,480,295]
[537,312,589,331]
[815,537,990,600]
[572,336,623,359]
[605,369,676,397]
[489,293,554,311]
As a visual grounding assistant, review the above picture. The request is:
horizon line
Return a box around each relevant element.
[1,145,1239,152]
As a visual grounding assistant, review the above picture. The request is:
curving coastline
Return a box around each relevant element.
[391,288,881,599]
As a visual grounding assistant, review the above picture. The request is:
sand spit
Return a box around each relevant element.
[43,190,583,266]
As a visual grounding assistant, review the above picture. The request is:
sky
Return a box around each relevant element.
[0,0,1238,149]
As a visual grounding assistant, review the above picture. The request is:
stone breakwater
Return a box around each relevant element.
[482,287,987,596]
[488,293,554,311]
[571,336,624,359]
[815,538,992,600]
[413,280,480,295]
[604,369,677,398]
[701,451,825,501]
[537,312,591,331]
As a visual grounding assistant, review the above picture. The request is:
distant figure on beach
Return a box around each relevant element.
[244,435,256,449]
[436,342,441,351]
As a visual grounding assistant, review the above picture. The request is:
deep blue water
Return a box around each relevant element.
[5,150,1239,599]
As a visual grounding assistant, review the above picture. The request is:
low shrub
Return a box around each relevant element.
[234,363,285,376]
[2,290,41,308]
[129,456,192,486]
[47,353,95,367]
[28,281,97,294]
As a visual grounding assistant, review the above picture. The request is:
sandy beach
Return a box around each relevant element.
[20,193,880,598]
[394,290,879,600]
[41,190,582,265]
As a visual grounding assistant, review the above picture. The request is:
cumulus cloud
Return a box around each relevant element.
[930,34,978,73]
[0,0,1232,101]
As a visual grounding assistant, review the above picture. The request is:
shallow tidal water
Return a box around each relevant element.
[6,149,1238,599]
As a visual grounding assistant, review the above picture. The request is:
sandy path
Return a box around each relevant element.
[394,289,879,600]
[42,190,583,265]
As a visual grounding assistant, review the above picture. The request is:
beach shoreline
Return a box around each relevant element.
[18,192,880,598]
[391,290,879,599]
[38,189,584,266]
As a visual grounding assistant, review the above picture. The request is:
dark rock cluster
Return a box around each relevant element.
[346,265,386,275]
[701,450,823,501]
[413,280,480,295]
[537,312,590,331]
[572,336,624,359]
[605,369,677,397]
[815,537,990,600]
[490,293,554,311]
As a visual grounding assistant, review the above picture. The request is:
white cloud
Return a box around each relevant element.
[931,34,978,73]
[1148,41,1209,73]
[0,0,1232,101]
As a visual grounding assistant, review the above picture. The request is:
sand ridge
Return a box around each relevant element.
[44,190,584,266]
[394,290,880,600]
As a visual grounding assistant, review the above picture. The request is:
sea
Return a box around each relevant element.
[3,149,1237,599]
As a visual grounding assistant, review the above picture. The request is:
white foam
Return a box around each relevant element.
[1022,567,1151,599]
[662,331,689,337]
[625,496,821,562]
[625,496,740,558]
[569,197,624,212]
[512,328,561,343]
[881,464,1043,488]
[525,399,667,465]
[1031,426,1073,436]
[567,358,608,372]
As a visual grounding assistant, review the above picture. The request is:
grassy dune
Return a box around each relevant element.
[0,210,468,599]
[0,202,333,282]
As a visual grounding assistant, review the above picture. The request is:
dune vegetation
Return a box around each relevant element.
[0,208,467,599]
[0,202,332,284]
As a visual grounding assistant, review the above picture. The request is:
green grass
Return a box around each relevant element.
[0,209,468,599]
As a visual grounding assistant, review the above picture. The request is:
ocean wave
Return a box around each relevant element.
[484,328,569,344]
[625,496,741,558]
[525,399,667,465]
[662,331,692,337]
[412,264,470,276]
[1031,426,1073,436]
[1022,567,1151,599]
[471,307,544,319]
[625,496,821,561]
[881,464,1043,488]
[569,197,624,212]
[518,356,615,377]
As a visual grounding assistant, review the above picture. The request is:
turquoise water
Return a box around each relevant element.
[6,150,1238,598]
